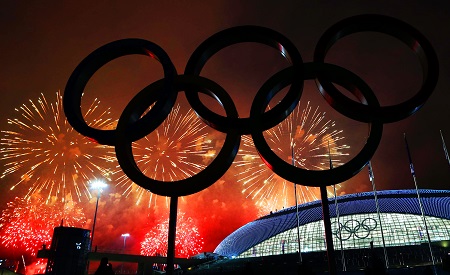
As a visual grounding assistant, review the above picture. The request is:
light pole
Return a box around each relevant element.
[90,179,107,251]
[121,233,130,273]
[121,233,130,252]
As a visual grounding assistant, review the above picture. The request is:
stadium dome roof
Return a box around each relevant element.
[214,189,450,257]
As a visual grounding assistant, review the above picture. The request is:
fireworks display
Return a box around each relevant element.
[112,104,223,208]
[140,212,204,258]
[2,4,448,274]
[235,101,350,214]
[0,195,86,256]
[0,93,348,260]
[0,91,116,202]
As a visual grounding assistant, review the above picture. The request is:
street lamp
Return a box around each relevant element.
[121,233,130,273]
[121,233,130,252]
[90,179,108,251]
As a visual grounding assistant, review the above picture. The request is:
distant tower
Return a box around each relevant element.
[38,226,90,275]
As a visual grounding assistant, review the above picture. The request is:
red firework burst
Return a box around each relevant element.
[140,212,203,258]
[0,195,86,256]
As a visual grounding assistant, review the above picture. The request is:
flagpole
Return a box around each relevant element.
[440,130,450,166]
[403,133,436,271]
[367,161,389,269]
[291,135,303,264]
[328,142,346,271]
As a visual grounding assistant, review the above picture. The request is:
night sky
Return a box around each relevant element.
[1,0,450,263]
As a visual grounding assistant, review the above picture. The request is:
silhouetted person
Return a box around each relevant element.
[95,257,115,275]
[443,253,450,271]
[364,242,387,275]
[297,263,315,274]
[364,256,386,275]
[240,262,252,275]
[422,265,433,275]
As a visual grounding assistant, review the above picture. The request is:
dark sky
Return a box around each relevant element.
[1,0,450,257]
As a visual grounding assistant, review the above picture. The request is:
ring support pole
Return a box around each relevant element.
[320,186,336,274]
[166,196,178,275]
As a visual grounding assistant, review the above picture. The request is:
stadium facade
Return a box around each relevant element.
[214,189,450,260]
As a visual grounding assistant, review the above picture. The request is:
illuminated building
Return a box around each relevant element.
[215,189,450,262]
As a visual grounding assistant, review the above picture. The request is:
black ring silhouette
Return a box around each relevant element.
[184,25,304,134]
[63,15,438,197]
[251,63,383,186]
[314,14,439,123]
[63,38,177,145]
[114,75,240,196]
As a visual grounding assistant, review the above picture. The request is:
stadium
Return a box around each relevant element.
[212,189,450,272]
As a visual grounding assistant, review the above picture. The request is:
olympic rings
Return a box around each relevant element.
[314,14,439,123]
[333,218,378,240]
[63,14,439,197]
[63,38,177,145]
[251,63,383,186]
[184,25,303,134]
[115,75,240,197]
